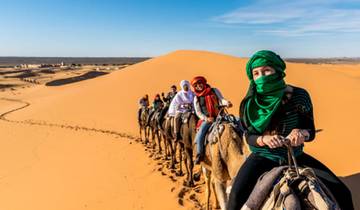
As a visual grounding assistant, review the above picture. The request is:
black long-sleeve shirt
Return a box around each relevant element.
[240,85,316,162]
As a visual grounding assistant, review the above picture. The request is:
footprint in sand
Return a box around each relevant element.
[177,187,189,198]
[168,175,177,182]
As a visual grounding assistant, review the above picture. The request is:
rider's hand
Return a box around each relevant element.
[206,117,214,123]
[227,101,233,108]
[261,135,285,149]
[286,129,306,147]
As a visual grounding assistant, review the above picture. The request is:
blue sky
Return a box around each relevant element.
[1,0,360,57]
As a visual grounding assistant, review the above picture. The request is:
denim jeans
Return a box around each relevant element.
[195,121,212,155]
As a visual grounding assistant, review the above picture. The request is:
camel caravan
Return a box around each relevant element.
[136,51,354,210]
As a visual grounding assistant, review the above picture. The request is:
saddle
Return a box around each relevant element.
[242,143,340,210]
[205,113,245,146]
[181,111,192,124]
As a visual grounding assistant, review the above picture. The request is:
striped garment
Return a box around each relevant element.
[243,85,316,163]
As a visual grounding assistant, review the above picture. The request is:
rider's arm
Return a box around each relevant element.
[213,88,230,106]
[298,90,316,142]
[286,88,315,142]
[246,134,266,147]
[193,96,207,121]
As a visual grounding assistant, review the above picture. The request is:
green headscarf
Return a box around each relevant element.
[243,50,287,134]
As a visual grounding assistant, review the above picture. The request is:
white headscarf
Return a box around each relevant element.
[167,80,195,116]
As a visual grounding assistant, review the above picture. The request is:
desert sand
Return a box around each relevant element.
[0,50,359,209]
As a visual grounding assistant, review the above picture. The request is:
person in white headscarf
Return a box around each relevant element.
[167,80,195,141]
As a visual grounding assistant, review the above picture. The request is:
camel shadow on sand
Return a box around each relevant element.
[340,172,360,209]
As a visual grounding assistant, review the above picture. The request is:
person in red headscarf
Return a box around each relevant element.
[191,76,232,164]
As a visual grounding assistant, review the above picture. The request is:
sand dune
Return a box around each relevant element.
[0,50,359,209]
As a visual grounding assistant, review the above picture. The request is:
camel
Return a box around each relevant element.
[138,107,150,144]
[160,113,186,176]
[163,116,181,170]
[201,109,251,210]
[158,115,177,164]
[179,111,198,187]
[148,109,163,153]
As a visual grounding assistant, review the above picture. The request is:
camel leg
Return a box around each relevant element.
[164,124,175,168]
[212,180,220,209]
[177,145,184,176]
[163,134,169,160]
[173,141,178,164]
[184,149,189,183]
[167,139,173,161]
[144,127,147,143]
[213,178,227,210]
[145,126,149,144]
[185,147,194,187]
[153,128,157,149]
[156,130,162,153]
[168,139,176,169]
[139,127,142,142]
[151,128,156,149]
[202,167,211,210]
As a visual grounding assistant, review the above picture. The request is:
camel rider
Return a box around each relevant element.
[191,76,232,164]
[168,80,195,141]
[138,94,149,122]
[152,94,164,111]
[227,50,354,210]
[158,85,178,124]
[139,94,149,108]
[148,94,164,123]
[162,85,177,105]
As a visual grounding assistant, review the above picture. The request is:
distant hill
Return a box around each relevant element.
[285,57,360,64]
[0,57,150,66]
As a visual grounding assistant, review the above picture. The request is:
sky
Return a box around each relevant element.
[1,0,360,58]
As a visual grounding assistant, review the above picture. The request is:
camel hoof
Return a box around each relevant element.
[176,171,184,177]
[183,180,194,187]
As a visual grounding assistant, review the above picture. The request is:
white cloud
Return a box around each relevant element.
[213,0,360,36]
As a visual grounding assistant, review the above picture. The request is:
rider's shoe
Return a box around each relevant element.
[194,153,203,165]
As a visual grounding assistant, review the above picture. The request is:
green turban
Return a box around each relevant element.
[246,50,286,81]
[243,50,287,134]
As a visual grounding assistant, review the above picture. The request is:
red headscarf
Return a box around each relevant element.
[191,76,219,119]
